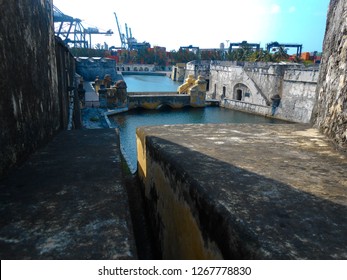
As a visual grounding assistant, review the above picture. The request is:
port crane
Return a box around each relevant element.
[53,5,113,48]
[113,12,150,50]
[266,42,302,57]
[114,12,127,49]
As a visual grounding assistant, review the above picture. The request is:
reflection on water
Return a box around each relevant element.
[123,74,181,92]
[111,106,289,172]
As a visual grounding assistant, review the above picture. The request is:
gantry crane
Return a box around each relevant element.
[113,12,150,50]
[114,12,127,49]
[53,5,113,48]
[266,42,302,57]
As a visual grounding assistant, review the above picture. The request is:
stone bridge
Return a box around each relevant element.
[99,90,207,110]
[98,77,207,110]
[128,94,191,109]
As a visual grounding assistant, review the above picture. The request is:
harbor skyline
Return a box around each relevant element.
[53,0,329,53]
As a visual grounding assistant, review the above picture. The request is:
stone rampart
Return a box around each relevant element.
[207,63,318,123]
[312,0,347,151]
[76,57,119,81]
[137,124,347,259]
[0,0,76,177]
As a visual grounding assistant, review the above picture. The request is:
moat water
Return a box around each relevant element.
[110,106,289,173]
[123,74,181,92]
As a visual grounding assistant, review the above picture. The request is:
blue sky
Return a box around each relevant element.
[53,0,330,53]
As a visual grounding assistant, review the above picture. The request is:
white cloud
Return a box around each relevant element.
[270,4,281,14]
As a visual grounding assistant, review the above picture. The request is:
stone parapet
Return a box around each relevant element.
[222,99,271,117]
[137,123,347,259]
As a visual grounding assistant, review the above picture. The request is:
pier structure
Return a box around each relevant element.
[97,76,208,111]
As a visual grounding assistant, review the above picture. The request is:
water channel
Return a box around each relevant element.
[110,106,289,173]
[112,74,289,172]
[123,74,181,92]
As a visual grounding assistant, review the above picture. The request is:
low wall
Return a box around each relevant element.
[76,57,120,81]
[136,124,347,259]
[222,99,271,117]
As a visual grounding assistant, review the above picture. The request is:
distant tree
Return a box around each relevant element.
[247,50,275,62]
[226,42,255,61]
[272,46,289,61]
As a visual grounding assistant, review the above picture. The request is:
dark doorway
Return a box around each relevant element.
[212,84,217,99]
[236,89,242,100]
[222,86,226,99]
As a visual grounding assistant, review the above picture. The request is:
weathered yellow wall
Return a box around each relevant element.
[136,129,223,259]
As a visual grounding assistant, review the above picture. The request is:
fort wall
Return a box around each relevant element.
[312,0,347,151]
[185,61,319,123]
[76,57,119,81]
[0,0,76,177]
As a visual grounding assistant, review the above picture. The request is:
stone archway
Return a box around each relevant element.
[236,89,242,100]
[233,83,250,101]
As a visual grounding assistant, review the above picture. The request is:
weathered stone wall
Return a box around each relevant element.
[55,38,77,129]
[136,128,224,259]
[210,65,269,106]
[171,63,186,82]
[223,99,271,116]
[137,124,347,259]
[280,69,319,123]
[311,0,347,151]
[0,0,75,177]
[206,62,318,123]
[185,60,211,79]
[76,57,119,81]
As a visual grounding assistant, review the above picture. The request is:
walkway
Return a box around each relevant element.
[84,81,99,107]
[137,123,347,259]
[0,129,137,259]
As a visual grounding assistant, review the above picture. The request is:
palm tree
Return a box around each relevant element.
[273,46,289,61]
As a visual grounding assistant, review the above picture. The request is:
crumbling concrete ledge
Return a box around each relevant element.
[136,124,347,259]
